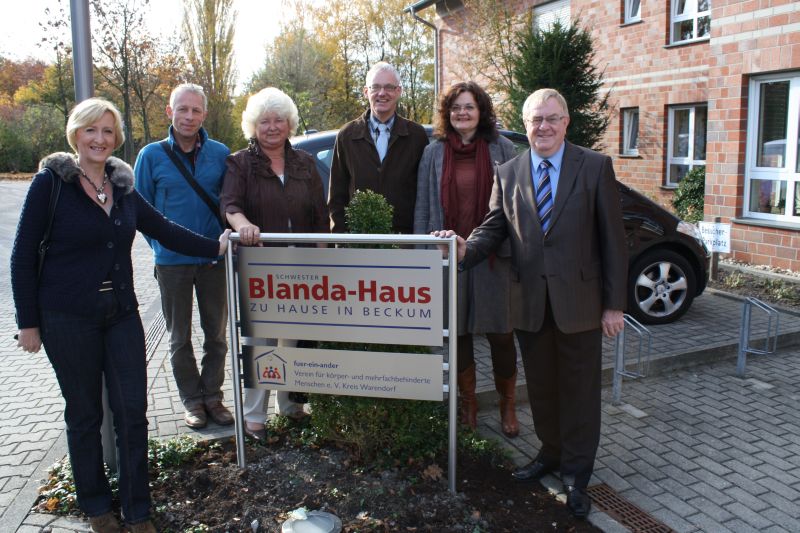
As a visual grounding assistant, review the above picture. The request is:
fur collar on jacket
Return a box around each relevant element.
[38,152,135,195]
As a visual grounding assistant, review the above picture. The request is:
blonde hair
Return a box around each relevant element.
[241,87,299,139]
[522,89,570,123]
[66,98,125,152]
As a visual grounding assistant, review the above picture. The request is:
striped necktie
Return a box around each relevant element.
[536,159,553,234]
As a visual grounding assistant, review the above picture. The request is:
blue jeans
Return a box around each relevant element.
[40,291,151,523]
[155,262,228,409]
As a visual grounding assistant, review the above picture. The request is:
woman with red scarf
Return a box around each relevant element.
[414,82,519,437]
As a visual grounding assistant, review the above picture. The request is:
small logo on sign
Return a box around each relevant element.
[254,349,287,386]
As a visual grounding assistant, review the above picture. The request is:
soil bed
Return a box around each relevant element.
[150,436,600,533]
[709,264,800,311]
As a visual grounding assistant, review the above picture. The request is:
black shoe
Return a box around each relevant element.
[511,459,557,482]
[565,485,591,519]
[243,423,267,441]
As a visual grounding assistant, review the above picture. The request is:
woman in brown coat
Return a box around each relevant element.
[220,87,328,440]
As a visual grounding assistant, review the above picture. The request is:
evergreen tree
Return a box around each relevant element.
[509,20,610,150]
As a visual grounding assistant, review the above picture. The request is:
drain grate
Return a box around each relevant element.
[144,311,167,363]
[587,483,675,533]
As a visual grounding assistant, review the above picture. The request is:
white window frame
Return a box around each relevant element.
[744,73,800,222]
[671,0,711,44]
[622,108,639,156]
[624,0,641,24]
[666,104,707,186]
[533,0,570,32]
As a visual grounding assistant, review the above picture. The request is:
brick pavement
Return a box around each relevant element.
[479,347,800,532]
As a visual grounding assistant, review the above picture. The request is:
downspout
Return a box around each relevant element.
[405,5,439,100]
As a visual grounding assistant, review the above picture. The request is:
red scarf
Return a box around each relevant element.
[441,131,493,236]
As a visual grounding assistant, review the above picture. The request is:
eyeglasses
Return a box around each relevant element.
[368,84,399,93]
[450,104,477,113]
[527,115,566,127]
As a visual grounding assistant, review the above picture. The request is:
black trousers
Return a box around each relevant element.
[515,303,602,489]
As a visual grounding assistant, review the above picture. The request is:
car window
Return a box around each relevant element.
[317,149,333,172]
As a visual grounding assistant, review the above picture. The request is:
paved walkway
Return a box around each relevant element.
[2,179,800,532]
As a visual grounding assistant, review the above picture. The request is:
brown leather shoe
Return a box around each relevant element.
[89,512,121,533]
[184,406,207,429]
[125,519,157,533]
[205,400,234,426]
[494,372,519,438]
[457,363,478,430]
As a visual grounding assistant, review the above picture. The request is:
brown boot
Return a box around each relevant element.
[89,512,122,533]
[495,372,519,438]
[457,364,478,430]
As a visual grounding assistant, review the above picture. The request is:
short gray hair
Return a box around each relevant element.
[522,88,570,123]
[365,62,401,88]
[170,83,207,110]
[241,87,299,139]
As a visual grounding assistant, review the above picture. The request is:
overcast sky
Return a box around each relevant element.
[0,0,291,91]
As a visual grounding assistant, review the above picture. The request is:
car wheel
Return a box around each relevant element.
[628,249,696,325]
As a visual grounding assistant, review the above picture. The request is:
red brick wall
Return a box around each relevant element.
[428,0,800,270]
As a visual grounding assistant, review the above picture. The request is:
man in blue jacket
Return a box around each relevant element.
[135,83,233,429]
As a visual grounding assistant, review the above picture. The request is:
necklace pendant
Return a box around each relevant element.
[97,192,108,204]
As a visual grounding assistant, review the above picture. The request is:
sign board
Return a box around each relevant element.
[698,222,731,253]
[243,344,443,401]
[237,247,443,346]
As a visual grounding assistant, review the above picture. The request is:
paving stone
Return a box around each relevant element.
[761,507,800,532]
[650,507,697,533]
[686,511,734,532]
[725,501,776,530]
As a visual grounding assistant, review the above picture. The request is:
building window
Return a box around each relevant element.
[745,74,800,221]
[667,105,707,186]
[624,0,641,24]
[533,0,570,32]
[671,0,710,44]
[622,108,639,156]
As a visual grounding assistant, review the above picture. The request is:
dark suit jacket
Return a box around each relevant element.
[328,110,428,234]
[463,142,627,334]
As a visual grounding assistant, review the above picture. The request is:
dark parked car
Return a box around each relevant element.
[291,128,709,325]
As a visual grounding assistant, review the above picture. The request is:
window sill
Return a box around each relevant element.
[660,185,678,191]
[618,153,640,159]
[664,37,710,49]
[732,217,800,232]
[620,19,643,28]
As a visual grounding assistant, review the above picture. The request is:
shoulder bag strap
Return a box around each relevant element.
[38,168,62,278]
[159,140,224,227]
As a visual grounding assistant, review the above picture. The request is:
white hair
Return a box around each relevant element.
[522,88,570,123]
[365,62,401,88]
[241,87,300,139]
[170,83,207,110]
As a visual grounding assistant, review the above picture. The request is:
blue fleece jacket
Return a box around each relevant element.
[134,126,230,265]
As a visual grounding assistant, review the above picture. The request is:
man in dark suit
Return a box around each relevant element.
[437,88,627,518]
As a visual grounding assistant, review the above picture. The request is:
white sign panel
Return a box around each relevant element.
[237,247,443,346]
[698,222,731,253]
[243,345,443,401]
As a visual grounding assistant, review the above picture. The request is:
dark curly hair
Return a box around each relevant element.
[433,81,498,142]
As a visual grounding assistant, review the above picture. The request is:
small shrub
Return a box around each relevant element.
[310,189,445,464]
[672,166,705,223]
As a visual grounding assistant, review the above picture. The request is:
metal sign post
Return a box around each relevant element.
[224,233,459,492]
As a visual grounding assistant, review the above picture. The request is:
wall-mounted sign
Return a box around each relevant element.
[237,247,443,346]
